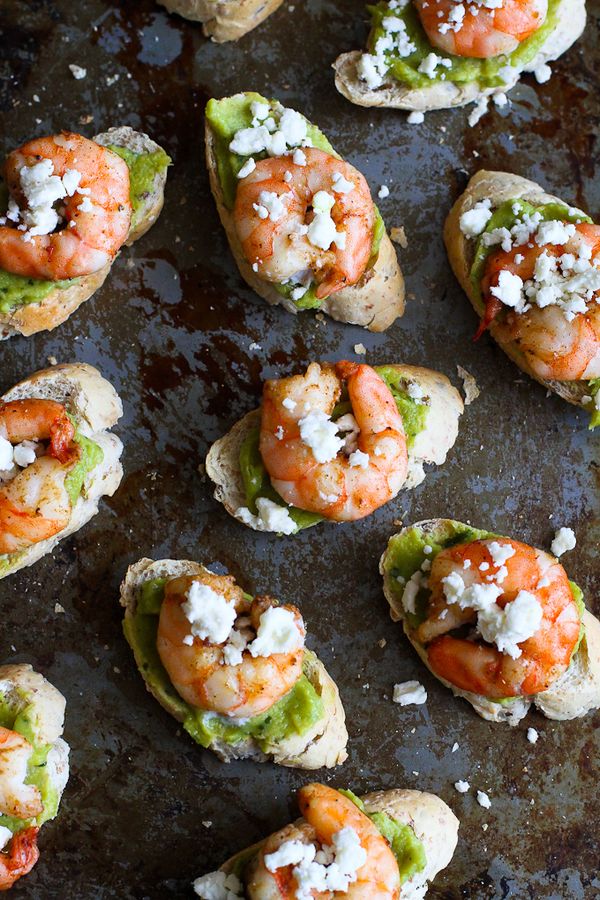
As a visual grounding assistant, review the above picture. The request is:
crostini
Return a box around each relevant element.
[206,361,463,534]
[205,92,404,331]
[0,363,123,579]
[193,782,459,899]
[121,558,348,768]
[334,0,586,114]
[445,170,600,426]
[157,0,284,40]
[0,663,69,890]
[380,518,600,724]
[0,127,170,339]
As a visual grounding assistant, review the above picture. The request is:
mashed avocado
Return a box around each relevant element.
[0,692,60,835]
[0,145,171,316]
[238,367,431,534]
[383,519,586,699]
[124,578,325,750]
[367,0,560,90]
[205,92,385,309]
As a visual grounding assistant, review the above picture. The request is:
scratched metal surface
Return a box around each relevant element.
[1,0,599,897]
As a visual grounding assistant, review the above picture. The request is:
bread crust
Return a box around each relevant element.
[444,169,592,408]
[0,363,123,579]
[204,98,405,331]
[333,0,586,112]
[0,127,168,340]
[157,0,284,40]
[380,518,600,724]
[205,365,463,532]
[120,557,348,769]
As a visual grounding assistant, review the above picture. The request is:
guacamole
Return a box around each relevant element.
[367,0,560,90]
[382,519,586,700]
[0,145,171,316]
[238,367,431,534]
[124,578,325,751]
[205,92,386,309]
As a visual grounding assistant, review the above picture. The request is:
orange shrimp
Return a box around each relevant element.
[0,827,39,892]
[0,132,131,279]
[234,149,375,299]
[414,0,547,59]
[259,362,408,522]
[419,538,581,699]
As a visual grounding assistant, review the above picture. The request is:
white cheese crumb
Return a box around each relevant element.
[378,184,390,199]
[182,582,236,645]
[299,409,344,463]
[69,64,87,79]
[332,171,354,194]
[248,606,303,657]
[348,449,369,469]
[551,527,576,557]
[0,827,12,852]
[451,742,459,753]
[459,198,492,237]
[193,870,243,899]
[468,96,488,127]
[527,727,539,744]
[237,157,256,179]
[392,680,427,706]
[407,111,425,124]
[454,780,470,793]
[477,790,492,809]
[353,343,367,355]
[236,497,297,535]
[534,63,552,84]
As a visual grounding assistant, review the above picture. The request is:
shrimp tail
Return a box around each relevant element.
[0,827,40,892]
[49,416,76,464]
[334,360,360,381]
[474,296,503,341]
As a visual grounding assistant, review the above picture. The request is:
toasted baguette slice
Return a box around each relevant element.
[205,98,404,332]
[120,557,348,769]
[0,363,123,579]
[0,127,168,340]
[205,364,463,533]
[381,518,600,725]
[216,788,459,897]
[157,0,284,40]
[334,0,586,112]
[444,169,594,409]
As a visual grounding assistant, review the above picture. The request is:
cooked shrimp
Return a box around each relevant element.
[247,783,400,899]
[259,362,408,522]
[0,827,39,892]
[234,149,375,299]
[156,573,305,718]
[418,538,581,699]
[0,727,43,820]
[0,132,131,280]
[479,223,600,380]
[0,400,78,555]
[414,0,547,59]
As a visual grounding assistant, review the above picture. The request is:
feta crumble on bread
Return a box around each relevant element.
[307,191,347,252]
[459,199,492,237]
[3,159,83,240]
[265,826,367,899]
[357,1,416,90]
[193,869,243,899]
[230,102,312,162]
[236,497,297,535]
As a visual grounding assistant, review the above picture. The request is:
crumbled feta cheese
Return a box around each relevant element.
[451,742,459,753]
[417,52,453,78]
[254,190,287,222]
[0,827,12,852]
[182,581,236,645]
[307,191,346,251]
[454,780,470,793]
[0,437,14,471]
[407,111,425,124]
[468,96,489,127]
[476,790,492,809]
[534,63,552,84]
[248,606,304,657]
[299,409,344,463]
[489,269,526,311]
[459,198,492,237]
[353,343,367,355]
[535,220,576,247]
[477,590,543,659]
[378,184,390,199]
[348,449,369,468]
[12,441,37,468]
[237,157,256,179]
[551,527,576,557]
[393,680,427,705]
[229,103,309,161]
[265,828,366,900]
[401,570,428,615]
[236,497,297,535]
[250,101,270,122]
[332,171,354,194]
[407,381,425,402]
[527,727,539,744]
[193,870,243,899]
[69,64,87,79]
[10,160,83,238]
[293,148,307,166]
[282,397,297,411]
[357,8,417,89]
[493,91,508,107]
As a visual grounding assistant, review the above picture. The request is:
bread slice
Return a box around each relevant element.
[0,362,123,579]
[157,0,284,40]
[205,97,405,332]
[380,518,600,725]
[205,364,463,532]
[120,557,348,769]
[216,788,459,896]
[334,0,586,112]
[444,169,593,409]
[0,127,168,339]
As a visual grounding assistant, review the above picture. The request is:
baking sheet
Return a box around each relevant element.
[1,0,599,896]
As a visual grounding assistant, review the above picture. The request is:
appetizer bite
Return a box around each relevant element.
[0,363,123,579]
[381,519,600,724]
[445,170,600,426]
[0,664,69,890]
[194,782,459,899]
[205,92,404,331]
[157,0,284,40]
[334,0,586,114]
[206,361,462,534]
[0,127,170,338]
[121,559,348,768]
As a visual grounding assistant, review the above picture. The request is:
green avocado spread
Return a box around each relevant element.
[0,690,60,836]
[124,578,325,751]
[0,145,170,316]
[367,0,560,90]
[382,519,586,701]
[238,366,431,534]
[205,92,385,310]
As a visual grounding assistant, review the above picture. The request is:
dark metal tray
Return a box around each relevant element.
[1,0,599,896]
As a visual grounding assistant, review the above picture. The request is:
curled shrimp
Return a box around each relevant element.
[259,362,408,522]
[156,572,305,718]
[0,132,131,280]
[0,399,78,555]
[0,727,43,821]
[234,148,375,299]
[247,783,400,899]
[0,827,39,892]
[480,223,600,380]
[418,538,581,699]
[414,0,547,59]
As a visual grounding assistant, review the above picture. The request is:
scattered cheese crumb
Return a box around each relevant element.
[392,680,427,706]
[477,791,492,809]
[407,111,425,125]
[353,343,367,355]
[551,527,576,557]
[527,727,539,744]
[454,780,470,794]
[378,184,390,199]
[69,64,87,80]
